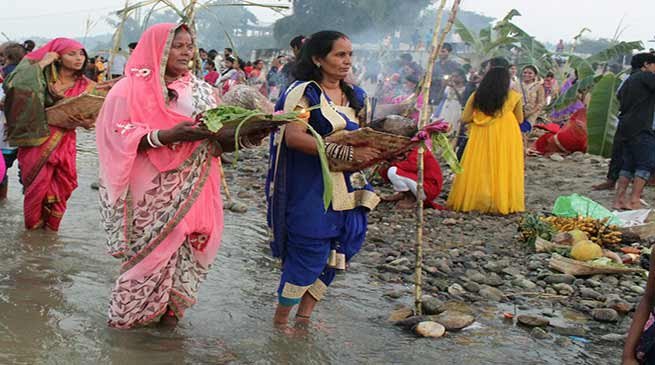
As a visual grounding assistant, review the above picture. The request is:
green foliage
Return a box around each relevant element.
[454,9,522,69]
[519,213,557,250]
[552,75,598,110]
[587,41,644,65]
[587,73,621,157]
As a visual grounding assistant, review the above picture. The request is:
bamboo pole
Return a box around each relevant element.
[414,0,462,315]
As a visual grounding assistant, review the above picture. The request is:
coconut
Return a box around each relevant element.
[568,230,588,244]
[570,240,603,261]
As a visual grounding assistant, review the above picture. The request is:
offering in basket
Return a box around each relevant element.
[46,93,105,129]
[197,105,310,145]
[221,85,274,114]
[326,127,417,172]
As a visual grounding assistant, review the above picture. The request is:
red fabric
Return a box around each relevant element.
[204,70,219,85]
[534,108,587,155]
[383,147,444,209]
[535,122,560,134]
[18,77,89,230]
[25,38,85,61]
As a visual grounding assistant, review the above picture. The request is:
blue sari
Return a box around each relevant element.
[266,81,379,306]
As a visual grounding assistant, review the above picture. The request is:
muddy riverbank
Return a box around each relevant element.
[0,131,633,364]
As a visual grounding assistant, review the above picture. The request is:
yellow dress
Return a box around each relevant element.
[447,90,525,214]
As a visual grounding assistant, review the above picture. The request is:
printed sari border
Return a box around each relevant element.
[22,129,64,188]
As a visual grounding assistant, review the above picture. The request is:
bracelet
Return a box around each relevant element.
[151,129,164,147]
[325,143,354,161]
[146,131,159,149]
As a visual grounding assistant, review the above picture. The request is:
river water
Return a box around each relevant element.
[0,131,614,364]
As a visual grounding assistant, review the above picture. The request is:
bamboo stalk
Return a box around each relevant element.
[414,0,462,316]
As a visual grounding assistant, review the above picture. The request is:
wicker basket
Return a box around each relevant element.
[46,94,105,130]
[326,127,417,172]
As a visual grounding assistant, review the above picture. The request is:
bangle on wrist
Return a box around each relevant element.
[151,129,164,147]
[325,142,353,161]
[146,132,159,149]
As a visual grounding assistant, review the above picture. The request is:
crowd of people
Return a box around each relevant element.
[4,22,655,359]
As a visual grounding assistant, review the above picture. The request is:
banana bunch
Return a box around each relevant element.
[540,216,622,245]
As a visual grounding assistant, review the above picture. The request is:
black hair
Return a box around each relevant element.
[405,75,419,85]
[546,71,555,78]
[631,53,655,70]
[442,42,453,52]
[199,48,206,53]
[522,64,539,75]
[23,40,35,51]
[293,30,362,112]
[451,68,467,80]
[290,35,306,50]
[254,59,264,65]
[225,55,236,64]
[128,42,137,50]
[224,47,233,53]
[206,59,215,69]
[473,57,510,116]
[2,42,26,65]
[235,57,245,70]
[208,49,218,59]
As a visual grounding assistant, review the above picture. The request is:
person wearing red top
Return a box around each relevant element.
[203,59,219,85]
[381,147,443,209]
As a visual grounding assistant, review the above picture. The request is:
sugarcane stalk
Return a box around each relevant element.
[218,159,234,203]
[414,0,462,316]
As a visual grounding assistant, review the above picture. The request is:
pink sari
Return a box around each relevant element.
[16,38,92,230]
[96,23,223,328]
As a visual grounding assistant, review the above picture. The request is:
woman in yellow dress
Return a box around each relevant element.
[447,57,525,214]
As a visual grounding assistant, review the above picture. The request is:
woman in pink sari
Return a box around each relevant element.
[3,38,95,230]
[96,23,246,328]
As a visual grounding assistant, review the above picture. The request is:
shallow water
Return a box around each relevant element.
[0,131,615,364]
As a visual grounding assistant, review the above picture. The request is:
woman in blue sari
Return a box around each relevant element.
[266,31,381,329]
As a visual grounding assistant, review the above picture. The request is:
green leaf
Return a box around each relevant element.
[454,18,478,46]
[587,73,620,157]
[565,54,595,79]
[587,41,644,65]
[232,112,265,164]
[432,133,462,173]
[304,123,333,211]
[552,75,597,111]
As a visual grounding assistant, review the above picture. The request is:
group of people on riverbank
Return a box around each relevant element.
[4,22,655,364]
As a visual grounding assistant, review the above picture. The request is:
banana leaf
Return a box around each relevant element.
[551,74,599,111]
[454,18,479,48]
[587,41,644,65]
[587,73,620,157]
[565,54,595,79]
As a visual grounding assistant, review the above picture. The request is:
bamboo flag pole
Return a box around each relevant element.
[414,0,462,315]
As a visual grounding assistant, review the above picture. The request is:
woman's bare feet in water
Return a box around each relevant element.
[159,310,179,327]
